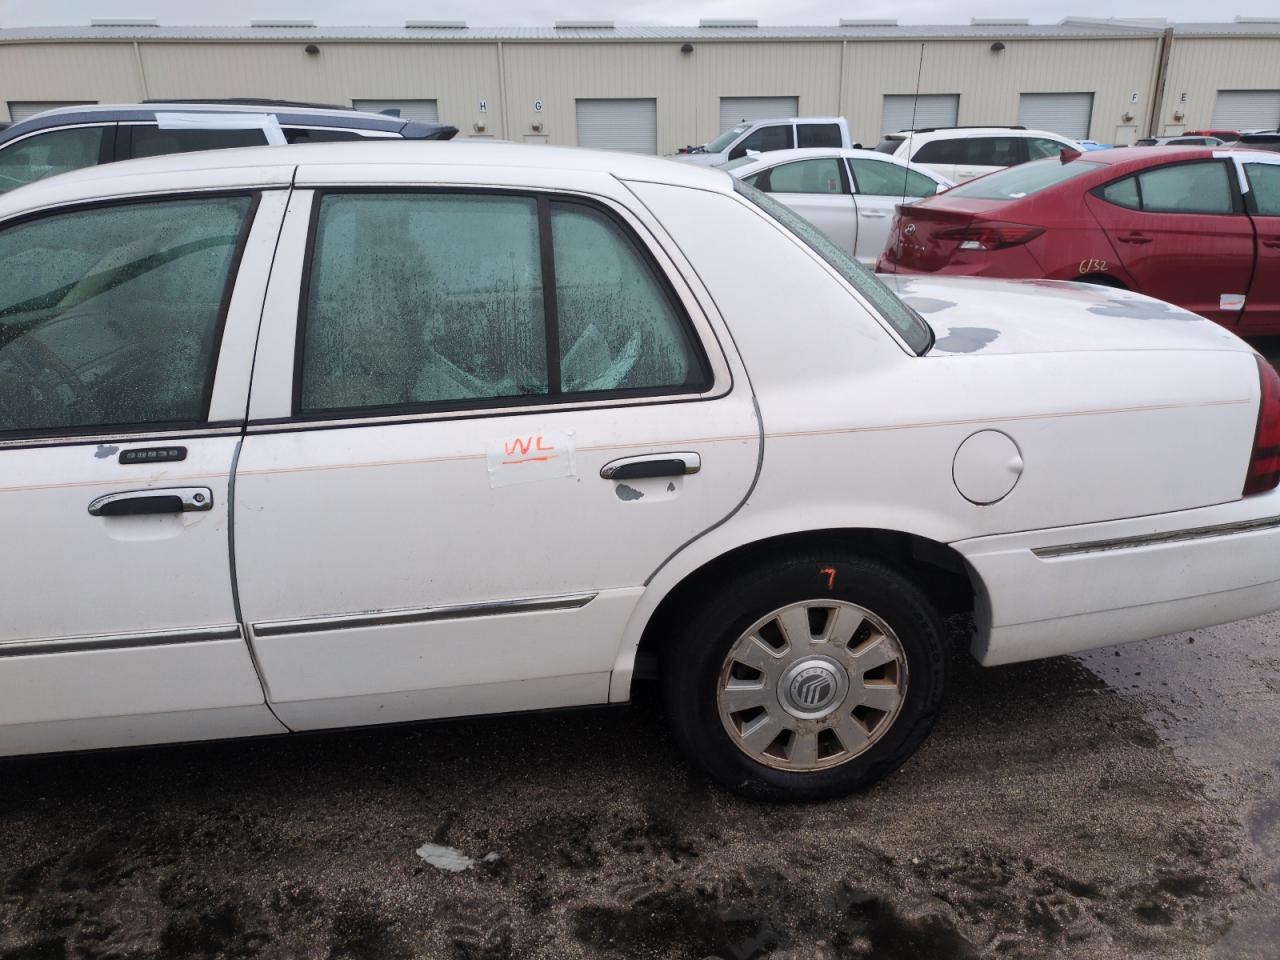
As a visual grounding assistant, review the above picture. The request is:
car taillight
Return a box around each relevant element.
[937,222,1045,251]
[1244,354,1280,496]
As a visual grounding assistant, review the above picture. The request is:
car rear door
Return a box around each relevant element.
[748,157,856,256]
[1086,158,1255,325]
[0,187,290,755]
[846,156,942,263]
[232,170,761,731]
[1240,155,1280,333]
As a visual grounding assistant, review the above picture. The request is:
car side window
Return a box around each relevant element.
[0,127,106,194]
[1137,161,1235,214]
[965,137,1024,167]
[759,158,845,195]
[129,125,270,159]
[550,202,703,393]
[1025,137,1068,160]
[300,193,548,413]
[729,125,794,160]
[911,139,963,165]
[797,124,842,149]
[283,128,368,144]
[298,192,708,415]
[847,158,937,197]
[0,196,254,434]
[1245,163,1280,216]
[1099,176,1141,210]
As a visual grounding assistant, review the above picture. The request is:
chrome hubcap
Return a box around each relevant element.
[716,600,908,772]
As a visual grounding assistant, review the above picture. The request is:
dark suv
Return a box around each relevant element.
[0,100,457,193]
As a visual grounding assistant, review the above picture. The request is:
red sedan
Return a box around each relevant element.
[877,146,1280,332]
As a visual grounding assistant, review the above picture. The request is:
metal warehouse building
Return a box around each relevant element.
[1,16,1278,152]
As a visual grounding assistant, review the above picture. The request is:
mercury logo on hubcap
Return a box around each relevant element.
[791,668,837,709]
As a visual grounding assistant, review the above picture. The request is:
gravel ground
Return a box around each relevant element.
[1,610,1277,960]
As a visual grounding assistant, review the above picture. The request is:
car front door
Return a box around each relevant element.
[846,157,942,263]
[1240,155,1280,333]
[748,157,856,256]
[728,124,796,161]
[0,189,290,755]
[233,176,761,731]
[1087,159,1255,325]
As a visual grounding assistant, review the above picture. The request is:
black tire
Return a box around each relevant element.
[661,552,948,802]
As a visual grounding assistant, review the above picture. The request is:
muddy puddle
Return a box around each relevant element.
[1,617,1276,959]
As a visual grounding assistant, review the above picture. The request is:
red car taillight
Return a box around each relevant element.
[936,222,1045,251]
[1244,354,1280,496]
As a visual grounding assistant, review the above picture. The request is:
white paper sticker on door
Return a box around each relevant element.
[487,430,576,487]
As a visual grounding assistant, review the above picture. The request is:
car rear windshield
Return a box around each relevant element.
[874,138,904,154]
[733,178,932,355]
[943,157,1102,200]
[719,156,760,172]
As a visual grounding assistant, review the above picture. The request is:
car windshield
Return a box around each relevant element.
[733,178,932,355]
[705,124,749,153]
[943,157,1103,200]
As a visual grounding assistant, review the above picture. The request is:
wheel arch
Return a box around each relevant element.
[615,527,976,699]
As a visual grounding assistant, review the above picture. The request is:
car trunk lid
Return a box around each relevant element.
[878,274,1253,356]
[881,199,1009,271]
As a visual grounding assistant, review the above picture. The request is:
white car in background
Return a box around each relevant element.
[719,148,951,263]
[2,142,1280,803]
[874,126,1082,182]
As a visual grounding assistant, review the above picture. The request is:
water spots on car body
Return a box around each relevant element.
[901,296,959,315]
[1087,299,1198,321]
[932,327,1001,354]
[615,484,644,501]
[94,445,119,459]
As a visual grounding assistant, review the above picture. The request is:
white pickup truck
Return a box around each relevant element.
[672,116,854,166]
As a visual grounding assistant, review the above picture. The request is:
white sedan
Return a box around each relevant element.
[719,147,951,263]
[2,142,1279,802]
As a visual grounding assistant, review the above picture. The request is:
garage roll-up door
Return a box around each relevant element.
[1212,91,1280,131]
[575,99,657,154]
[881,94,959,136]
[352,100,439,123]
[1017,93,1093,140]
[7,101,95,123]
[719,97,799,132]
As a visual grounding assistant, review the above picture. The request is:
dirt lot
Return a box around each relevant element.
[1,606,1277,960]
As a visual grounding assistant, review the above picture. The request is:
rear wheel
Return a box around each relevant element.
[662,552,948,801]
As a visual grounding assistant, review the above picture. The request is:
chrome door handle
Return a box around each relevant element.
[600,452,701,481]
[860,211,890,218]
[88,486,213,517]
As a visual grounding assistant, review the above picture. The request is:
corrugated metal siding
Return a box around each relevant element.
[718,96,799,131]
[575,98,656,153]
[1161,38,1280,133]
[842,37,1161,146]
[880,94,959,134]
[352,99,439,123]
[137,42,503,139]
[1211,90,1280,130]
[1017,92,1094,138]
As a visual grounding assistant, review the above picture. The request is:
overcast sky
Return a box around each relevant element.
[1,0,1276,26]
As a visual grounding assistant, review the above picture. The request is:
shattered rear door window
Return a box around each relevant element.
[298,193,548,414]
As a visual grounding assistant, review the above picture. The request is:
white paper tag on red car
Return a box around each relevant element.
[487,430,577,487]
[1221,294,1246,312]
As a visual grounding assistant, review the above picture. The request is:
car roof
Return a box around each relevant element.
[725,117,844,126]
[0,140,734,218]
[723,147,944,174]
[0,102,436,146]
